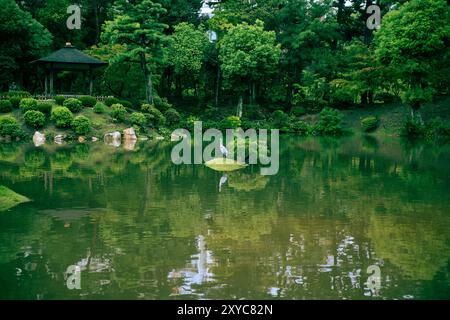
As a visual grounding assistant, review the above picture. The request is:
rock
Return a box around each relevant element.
[123,127,137,140]
[91,137,98,142]
[138,136,149,141]
[54,134,65,144]
[104,131,121,147]
[154,135,164,140]
[78,136,86,143]
[33,131,45,147]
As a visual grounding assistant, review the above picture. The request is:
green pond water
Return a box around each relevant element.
[0,136,449,299]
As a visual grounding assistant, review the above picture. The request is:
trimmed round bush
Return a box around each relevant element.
[19,98,38,113]
[24,110,45,128]
[51,106,74,128]
[5,91,31,99]
[63,98,83,113]
[291,106,307,117]
[221,116,241,129]
[130,112,147,127]
[290,120,311,135]
[93,102,106,114]
[141,104,166,126]
[0,100,12,113]
[37,102,52,115]
[361,116,379,132]
[0,115,22,137]
[72,115,91,135]
[314,107,343,135]
[105,97,119,107]
[164,108,181,125]
[153,96,172,111]
[78,96,97,108]
[9,97,21,109]
[110,103,127,121]
[271,110,290,129]
[54,95,66,105]
[119,100,133,109]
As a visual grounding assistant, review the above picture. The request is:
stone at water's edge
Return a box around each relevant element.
[123,127,137,140]
[104,131,121,147]
[205,158,248,172]
[123,139,136,151]
[33,131,45,147]
[78,136,86,143]
[92,137,98,142]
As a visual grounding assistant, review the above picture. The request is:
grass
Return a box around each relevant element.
[0,185,30,212]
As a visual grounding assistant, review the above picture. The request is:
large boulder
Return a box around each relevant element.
[123,127,137,140]
[104,131,121,147]
[33,131,45,147]
[54,134,66,144]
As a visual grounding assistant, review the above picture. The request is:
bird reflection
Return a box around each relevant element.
[219,173,228,192]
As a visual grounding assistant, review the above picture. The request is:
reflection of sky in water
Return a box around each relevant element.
[168,235,215,296]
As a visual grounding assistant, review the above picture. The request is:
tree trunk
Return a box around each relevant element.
[237,95,243,117]
[140,52,153,104]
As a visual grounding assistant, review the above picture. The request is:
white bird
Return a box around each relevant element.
[219,138,228,158]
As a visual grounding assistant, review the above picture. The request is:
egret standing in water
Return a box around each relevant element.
[219,138,228,158]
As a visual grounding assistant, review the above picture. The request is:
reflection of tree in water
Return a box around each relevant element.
[227,172,268,192]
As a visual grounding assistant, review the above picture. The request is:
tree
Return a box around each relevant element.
[167,22,209,97]
[0,0,52,90]
[374,0,450,115]
[219,20,281,115]
[102,0,167,104]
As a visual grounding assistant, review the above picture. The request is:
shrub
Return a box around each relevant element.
[37,102,52,115]
[290,120,311,135]
[0,115,22,137]
[243,104,265,120]
[78,96,97,108]
[63,98,83,113]
[221,116,241,129]
[51,106,74,128]
[271,110,291,129]
[54,95,66,105]
[291,106,307,117]
[0,100,12,112]
[164,108,181,125]
[428,118,450,137]
[24,110,45,128]
[401,117,425,137]
[119,100,133,109]
[5,91,31,99]
[9,97,21,108]
[93,102,106,114]
[153,96,172,111]
[72,115,91,135]
[110,103,127,121]
[314,107,343,135]
[361,116,379,132]
[105,97,119,107]
[141,104,166,126]
[130,112,147,127]
[19,98,38,113]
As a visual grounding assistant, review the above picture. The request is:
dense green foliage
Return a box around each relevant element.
[0,0,448,139]
[71,115,91,135]
[361,116,379,132]
[37,102,52,115]
[24,110,45,128]
[51,106,74,128]
[0,100,12,113]
[19,98,38,113]
[78,96,97,108]
[63,98,83,113]
[110,103,127,121]
[93,102,106,114]
[0,115,22,137]
[130,112,147,128]
[315,108,344,136]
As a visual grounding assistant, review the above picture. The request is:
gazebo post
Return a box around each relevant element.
[44,71,48,97]
[89,67,93,96]
[49,69,54,96]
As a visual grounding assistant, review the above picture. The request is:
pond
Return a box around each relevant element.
[0,136,449,299]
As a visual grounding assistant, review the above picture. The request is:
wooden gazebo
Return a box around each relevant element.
[33,42,107,96]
